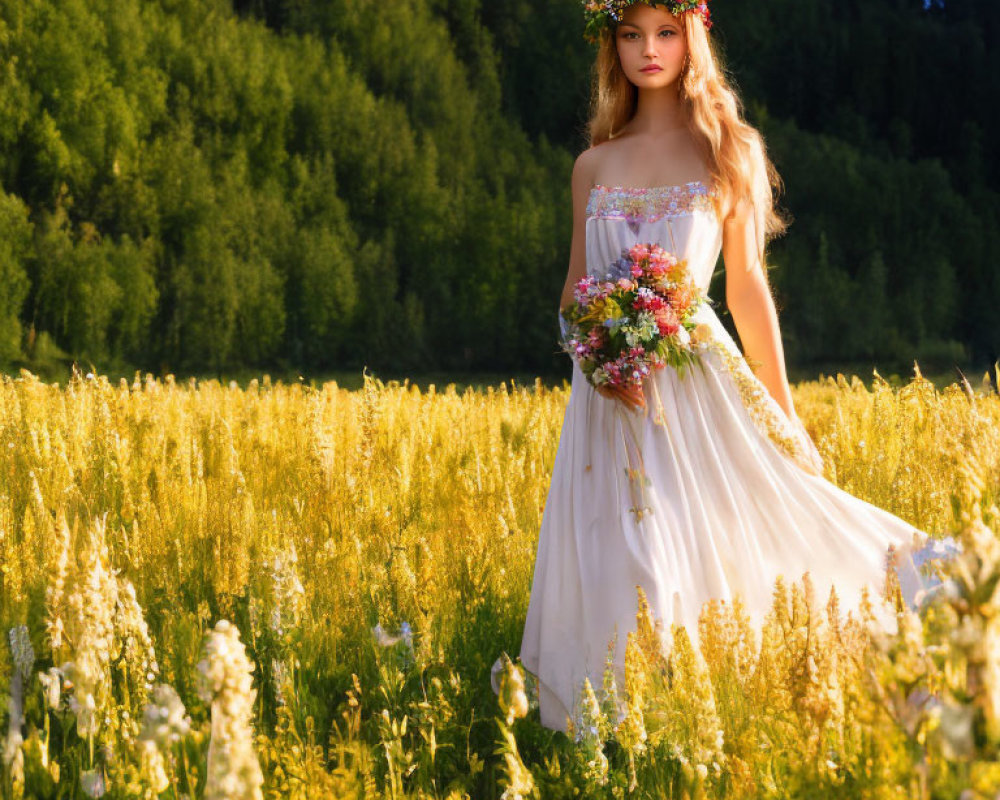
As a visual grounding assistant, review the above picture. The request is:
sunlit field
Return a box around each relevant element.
[1,365,999,799]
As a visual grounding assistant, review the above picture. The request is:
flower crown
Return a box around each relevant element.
[582,1,712,42]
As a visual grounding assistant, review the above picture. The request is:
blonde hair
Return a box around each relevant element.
[586,11,787,272]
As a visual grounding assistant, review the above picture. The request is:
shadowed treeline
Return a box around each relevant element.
[0,0,996,378]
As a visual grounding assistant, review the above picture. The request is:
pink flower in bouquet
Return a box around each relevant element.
[634,287,666,312]
[655,306,680,336]
[628,243,652,263]
[587,328,606,349]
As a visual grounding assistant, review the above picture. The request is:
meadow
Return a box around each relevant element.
[1,364,1000,799]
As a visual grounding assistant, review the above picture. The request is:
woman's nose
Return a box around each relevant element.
[643,36,657,56]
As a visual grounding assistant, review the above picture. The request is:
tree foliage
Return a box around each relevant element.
[0,0,995,375]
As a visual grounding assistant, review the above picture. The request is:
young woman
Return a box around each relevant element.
[517,0,955,733]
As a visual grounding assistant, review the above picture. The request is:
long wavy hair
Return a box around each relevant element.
[586,10,787,272]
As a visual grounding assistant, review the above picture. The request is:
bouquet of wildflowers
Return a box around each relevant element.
[559,243,712,406]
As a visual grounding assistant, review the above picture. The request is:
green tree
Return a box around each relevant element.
[0,190,32,364]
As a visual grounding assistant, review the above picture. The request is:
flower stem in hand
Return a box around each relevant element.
[596,383,646,412]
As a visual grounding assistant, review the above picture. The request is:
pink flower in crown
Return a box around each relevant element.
[698,3,712,28]
[617,278,635,291]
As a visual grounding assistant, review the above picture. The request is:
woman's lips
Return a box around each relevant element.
[640,65,662,73]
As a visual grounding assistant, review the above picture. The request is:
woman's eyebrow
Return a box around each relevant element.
[618,22,681,30]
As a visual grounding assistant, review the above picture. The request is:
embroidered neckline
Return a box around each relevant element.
[587,181,718,222]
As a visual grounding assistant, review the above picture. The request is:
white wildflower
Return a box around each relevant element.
[265,545,306,638]
[3,625,33,785]
[372,622,414,655]
[139,684,191,747]
[62,517,118,740]
[271,658,290,707]
[198,620,264,800]
[138,739,170,794]
[80,767,106,797]
[9,626,34,681]
[45,517,72,652]
[38,666,63,711]
[496,654,529,725]
[114,579,160,719]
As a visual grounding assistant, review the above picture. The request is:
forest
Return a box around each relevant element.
[0,0,996,377]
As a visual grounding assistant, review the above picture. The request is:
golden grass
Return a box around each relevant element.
[0,364,998,799]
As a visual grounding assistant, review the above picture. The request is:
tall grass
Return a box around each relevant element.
[0,364,998,799]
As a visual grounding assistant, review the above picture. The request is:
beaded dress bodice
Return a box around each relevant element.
[585,181,722,295]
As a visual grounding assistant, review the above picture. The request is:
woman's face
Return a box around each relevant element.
[615,3,688,89]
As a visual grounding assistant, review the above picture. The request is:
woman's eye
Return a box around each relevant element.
[659,29,676,37]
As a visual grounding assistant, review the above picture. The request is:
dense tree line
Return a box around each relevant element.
[0,0,995,377]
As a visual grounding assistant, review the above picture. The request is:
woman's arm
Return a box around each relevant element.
[560,149,598,310]
[722,201,797,420]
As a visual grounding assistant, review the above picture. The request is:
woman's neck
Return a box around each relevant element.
[628,86,686,133]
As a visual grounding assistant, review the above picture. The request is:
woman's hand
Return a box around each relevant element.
[595,382,646,412]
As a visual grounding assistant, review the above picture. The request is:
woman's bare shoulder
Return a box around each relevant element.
[572,140,620,187]
[573,146,599,180]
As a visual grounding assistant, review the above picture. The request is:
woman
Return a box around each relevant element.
[517,0,954,733]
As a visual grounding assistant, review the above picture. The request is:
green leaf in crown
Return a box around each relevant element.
[582,0,712,42]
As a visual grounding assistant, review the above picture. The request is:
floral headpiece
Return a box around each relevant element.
[582,1,712,42]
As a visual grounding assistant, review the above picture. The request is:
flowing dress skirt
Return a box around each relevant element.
[518,304,946,733]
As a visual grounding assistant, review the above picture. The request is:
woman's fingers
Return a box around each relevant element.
[595,383,646,411]
[624,385,645,410]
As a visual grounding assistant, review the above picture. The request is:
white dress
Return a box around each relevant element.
[517,181,953,733]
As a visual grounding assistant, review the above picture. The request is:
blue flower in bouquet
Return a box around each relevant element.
[605,257,634,283]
